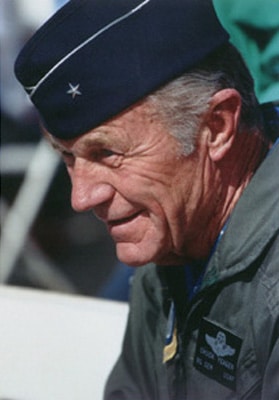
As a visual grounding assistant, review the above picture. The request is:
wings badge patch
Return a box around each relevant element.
[194,318,242,390]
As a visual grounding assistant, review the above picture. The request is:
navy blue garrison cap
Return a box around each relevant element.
[15,0,229,139]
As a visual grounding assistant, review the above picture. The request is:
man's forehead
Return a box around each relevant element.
[46,128,109,151]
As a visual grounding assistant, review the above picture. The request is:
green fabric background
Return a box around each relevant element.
[214,0,279,103]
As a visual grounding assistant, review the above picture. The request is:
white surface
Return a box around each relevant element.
[0,286,128,400]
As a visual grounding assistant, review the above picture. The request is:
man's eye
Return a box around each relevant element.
[93,148,123,167]
[100,149,116,158]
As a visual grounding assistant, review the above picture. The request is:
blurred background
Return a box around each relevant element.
[0,0,124,299]
[1,0,278,300]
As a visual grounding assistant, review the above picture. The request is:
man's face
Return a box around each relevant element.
[48,102,209,266]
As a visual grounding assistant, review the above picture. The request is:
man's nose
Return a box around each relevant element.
[70,160,115,212]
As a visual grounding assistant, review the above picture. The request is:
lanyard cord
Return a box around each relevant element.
[184,220,229,301]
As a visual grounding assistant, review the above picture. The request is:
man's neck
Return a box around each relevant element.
[191,131,270,262]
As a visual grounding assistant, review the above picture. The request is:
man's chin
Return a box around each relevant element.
[115,242,156,267]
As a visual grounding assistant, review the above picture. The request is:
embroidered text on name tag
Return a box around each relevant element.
[194,318,242,390]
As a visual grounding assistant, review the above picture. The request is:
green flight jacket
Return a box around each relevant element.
[104,142,279,400]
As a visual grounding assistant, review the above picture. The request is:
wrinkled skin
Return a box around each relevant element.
[46,90,268,267]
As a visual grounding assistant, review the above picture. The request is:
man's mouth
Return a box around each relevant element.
[107,211,142,228]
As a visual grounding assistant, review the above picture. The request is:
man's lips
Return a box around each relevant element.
[107,211,142,228]
[105,211,145,241]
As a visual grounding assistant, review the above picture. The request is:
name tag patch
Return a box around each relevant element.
[194,318,242,390]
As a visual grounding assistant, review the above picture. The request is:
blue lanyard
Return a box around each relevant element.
[165,301,176,345]
[184,221,229,301]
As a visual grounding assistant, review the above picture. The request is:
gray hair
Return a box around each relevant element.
[147,44,263,154]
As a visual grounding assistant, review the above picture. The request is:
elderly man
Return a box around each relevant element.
[15,0,278,399]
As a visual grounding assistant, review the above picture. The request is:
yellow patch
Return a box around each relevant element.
[163,327,178,363]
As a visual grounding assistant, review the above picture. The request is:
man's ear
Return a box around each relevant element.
[205,89,242,161]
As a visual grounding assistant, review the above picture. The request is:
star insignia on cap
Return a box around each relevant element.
[67,83,82,99]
